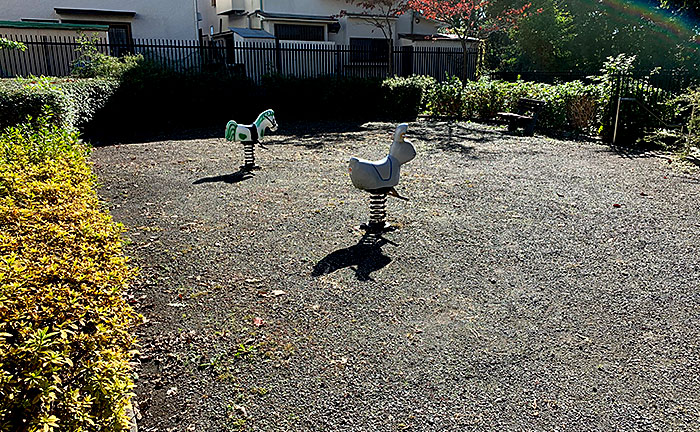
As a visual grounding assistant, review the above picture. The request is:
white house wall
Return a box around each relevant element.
[261,0,353,18]
[198,0,446,44]
[0,0,198,39]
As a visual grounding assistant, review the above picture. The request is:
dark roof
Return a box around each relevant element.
[54,7,137,17]
[218,9,246,16]
[229,27,275,39]
[252,10,337,23]
[0,20,109,31]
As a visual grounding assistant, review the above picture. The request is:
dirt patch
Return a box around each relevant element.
[92,121,700,431]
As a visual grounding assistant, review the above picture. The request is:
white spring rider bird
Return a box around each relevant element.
[348,123,416,232]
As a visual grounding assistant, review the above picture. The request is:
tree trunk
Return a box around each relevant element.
[460,38,468,86]
[387,38,393,76]
[386,18,394,77]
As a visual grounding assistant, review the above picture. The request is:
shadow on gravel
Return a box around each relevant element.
[312,234,393,281]
[86,126,223,146]
[272,121,381,150]
[603,145,657,159]
[193,170,254,185]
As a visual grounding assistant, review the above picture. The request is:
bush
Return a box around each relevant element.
[463,78,509,120]
[640,87,700,152]
[261,74,387,121]
[382,75,436,120]
[71,35,142,79]
[0,118,137,431]
[424,76,467,117]
[86,64,260,141]
[420,76,603,132]
[0,77,118,130]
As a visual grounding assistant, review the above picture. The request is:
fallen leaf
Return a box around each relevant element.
[253,317,264,327]
[612,203,622,208]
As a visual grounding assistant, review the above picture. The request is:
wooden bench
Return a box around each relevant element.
[497,98,546,136]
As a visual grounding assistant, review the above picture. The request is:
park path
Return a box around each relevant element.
[92,121,700,432]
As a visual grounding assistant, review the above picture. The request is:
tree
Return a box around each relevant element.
[408,0,539,80]
[495,0,575,72]
[486,0,699,74]
[564,0,699,72]
[341,0,411,75]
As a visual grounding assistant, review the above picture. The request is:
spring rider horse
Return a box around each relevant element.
[348,123,416,233]
[225,109,278,171]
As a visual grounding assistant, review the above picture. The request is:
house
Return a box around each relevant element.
[198,0,470,48]
[196,0,481,80]
[0,1,200,41]
[0,0,480,80]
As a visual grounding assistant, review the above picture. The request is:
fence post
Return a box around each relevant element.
[335,44,341,77]
[401,46,413,77]
[275,38,281,74]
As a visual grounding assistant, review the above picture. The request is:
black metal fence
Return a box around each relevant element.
[490,70,597,84]
[492,69,697,94]
[0,35,479,82]
[604,73,698,144]
[229,40,478,82]
[0,35,226,77]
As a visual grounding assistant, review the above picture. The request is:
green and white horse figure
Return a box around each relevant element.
[225,109,278,170]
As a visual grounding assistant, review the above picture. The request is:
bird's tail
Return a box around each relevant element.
[225,120,238,141]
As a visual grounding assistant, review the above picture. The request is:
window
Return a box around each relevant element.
[211,0,216,6]
[349,38,389,63]
[274,24,324,41]
[62,20,132,56]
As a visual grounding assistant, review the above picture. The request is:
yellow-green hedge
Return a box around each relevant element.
[0,119,137,431]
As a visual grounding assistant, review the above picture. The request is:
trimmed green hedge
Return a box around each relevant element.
[381,75,436,121]
[0,118,137,431]
[0,69,679,142]
[0,77,118,131]
[419,76,604,133]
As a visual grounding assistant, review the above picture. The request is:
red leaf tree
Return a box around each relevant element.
[408,0,539,80]
[341,0,411,74]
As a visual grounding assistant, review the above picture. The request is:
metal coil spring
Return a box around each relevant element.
[243,142,256,166]
[369,192,387,226]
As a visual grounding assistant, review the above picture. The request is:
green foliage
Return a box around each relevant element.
[71,34,143,79]
[424,76,468,117]
[641,87,700,152]
[0,118,137,431]
[487,0,575,72]
[261,74,389,121]
[687,88,700,145]
[0,38,26,51]
[0,77,118,130]
[421,75,602,132]
[86,64,260,142]
[382,75,436,120]
[488,0,699,73]
[591,54,677,143]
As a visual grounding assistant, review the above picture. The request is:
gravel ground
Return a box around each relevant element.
[92,121,700,432]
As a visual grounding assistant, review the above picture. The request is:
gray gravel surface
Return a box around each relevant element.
[92,121,700,432]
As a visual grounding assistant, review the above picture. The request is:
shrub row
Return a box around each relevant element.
[0,118,137,431]
[86,67,428,142]
[0,66,680,143]
[0,77,118,131]
[416,76,604,132]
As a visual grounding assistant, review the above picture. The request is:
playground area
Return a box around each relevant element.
[93,121,699,431]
